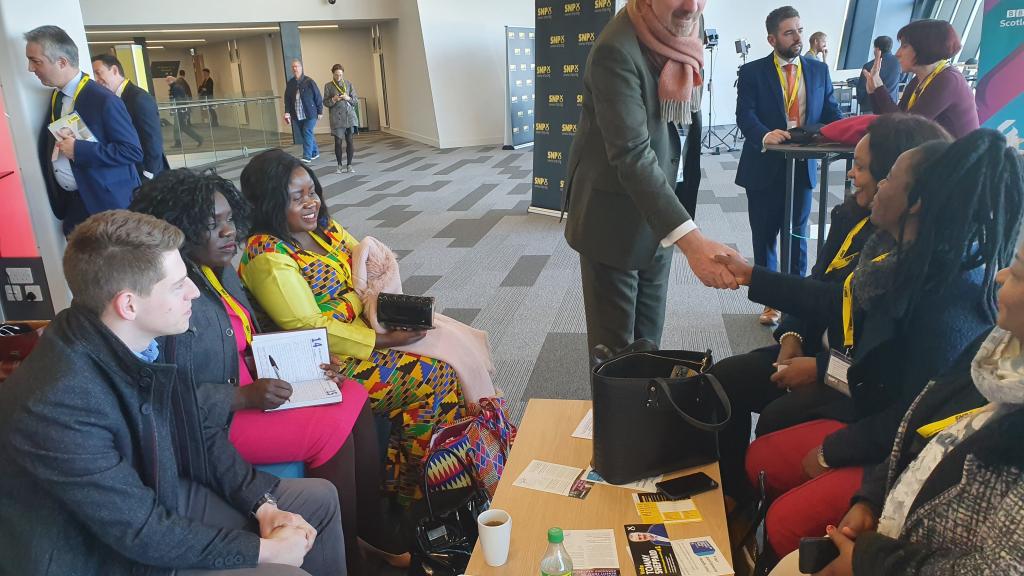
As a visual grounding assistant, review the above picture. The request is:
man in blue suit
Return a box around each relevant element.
[735,6,842,325]
[26,26,142,235]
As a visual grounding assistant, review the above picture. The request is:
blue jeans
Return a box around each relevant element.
[745,170,812,277]
[296,117,319,159]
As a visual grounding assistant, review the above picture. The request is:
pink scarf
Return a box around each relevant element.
[627,0,704,124]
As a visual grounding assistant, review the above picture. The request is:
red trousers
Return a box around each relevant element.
[745,419,864,556]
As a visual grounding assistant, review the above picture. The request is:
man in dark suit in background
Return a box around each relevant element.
[198,67,219,127]
[856,36,901,113]
[166,75,205,148]
[564,0,740,356]
[735,6,843,325]
[91,53,168,181]
[26,25,142,235]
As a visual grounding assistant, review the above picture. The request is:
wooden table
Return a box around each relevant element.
[466,399,732,575]
[764,142,856,275]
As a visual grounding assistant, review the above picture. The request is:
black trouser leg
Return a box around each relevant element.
[334,135,345,166]
[344,128,355,166]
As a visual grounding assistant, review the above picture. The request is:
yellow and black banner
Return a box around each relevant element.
[531,0,617,211]
[505,26,536,148]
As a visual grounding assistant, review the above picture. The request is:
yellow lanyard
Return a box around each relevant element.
[916,406,987,439]
[906,61,948,111]
[50,74,90,123]
[774,58,802,118]
[842,252,891,349]
[825,218,870,275]
[201,265,253,344]
[333,80,347,96]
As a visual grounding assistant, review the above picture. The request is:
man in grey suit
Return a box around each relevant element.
[564,0,738,354]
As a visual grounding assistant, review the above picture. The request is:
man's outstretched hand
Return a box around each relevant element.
[676,230,741,289]
[713,252,753,286]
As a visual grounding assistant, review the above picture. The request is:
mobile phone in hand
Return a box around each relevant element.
[655,472,718,500]
[798,537,839,573]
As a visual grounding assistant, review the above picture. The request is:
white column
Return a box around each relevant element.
[0,0,88,313]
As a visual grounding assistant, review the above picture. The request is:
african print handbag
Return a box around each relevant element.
[423,397,517,497]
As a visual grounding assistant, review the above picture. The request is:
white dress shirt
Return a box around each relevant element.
[52,70,83,192]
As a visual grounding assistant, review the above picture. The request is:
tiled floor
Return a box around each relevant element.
[215,129,852,424]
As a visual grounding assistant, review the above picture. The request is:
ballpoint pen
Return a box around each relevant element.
[268,355,283,380]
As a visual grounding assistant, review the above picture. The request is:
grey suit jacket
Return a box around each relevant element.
[563,9,694,271]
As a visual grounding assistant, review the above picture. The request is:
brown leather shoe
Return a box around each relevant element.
[759,306,781,326]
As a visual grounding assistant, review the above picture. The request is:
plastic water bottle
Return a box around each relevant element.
[539,527,573,575]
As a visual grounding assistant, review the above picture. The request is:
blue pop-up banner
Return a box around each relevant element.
[977,0,1024,153]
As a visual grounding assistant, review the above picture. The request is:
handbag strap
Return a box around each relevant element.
[422,446,484,518]
[650,373,733,432]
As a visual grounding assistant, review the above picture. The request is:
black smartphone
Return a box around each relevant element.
[798,537,839,574]
[655,472,718,500]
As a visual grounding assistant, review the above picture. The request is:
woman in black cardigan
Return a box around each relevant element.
[710,114,952,503]
[719,130,1022,559]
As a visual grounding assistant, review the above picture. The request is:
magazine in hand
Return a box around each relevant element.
[250,328,341,411]
[48,112,98,161]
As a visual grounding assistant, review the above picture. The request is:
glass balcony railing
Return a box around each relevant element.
[157,96,283,169]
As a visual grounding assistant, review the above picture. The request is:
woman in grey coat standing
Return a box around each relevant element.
[324,64,358,174]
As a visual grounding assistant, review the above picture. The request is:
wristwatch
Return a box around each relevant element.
[817,446,831,469]
[251,492,278,518]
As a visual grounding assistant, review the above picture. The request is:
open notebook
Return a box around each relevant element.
[251,328,342,412]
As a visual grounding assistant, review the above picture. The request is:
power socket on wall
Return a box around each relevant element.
[1,258,55,321]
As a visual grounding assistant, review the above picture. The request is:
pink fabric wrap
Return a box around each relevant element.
[351,236,496,405]
[626,0,704,123]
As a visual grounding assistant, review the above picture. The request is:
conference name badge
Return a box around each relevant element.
[825,349,852,397]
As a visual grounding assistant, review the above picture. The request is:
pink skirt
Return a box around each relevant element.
[229,378,369,469]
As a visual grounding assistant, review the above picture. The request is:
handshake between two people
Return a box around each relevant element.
[676,229,753,289]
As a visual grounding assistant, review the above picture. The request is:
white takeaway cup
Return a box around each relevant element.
[476,508,512,567]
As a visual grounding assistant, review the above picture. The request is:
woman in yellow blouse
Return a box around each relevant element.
[238,149,465,504]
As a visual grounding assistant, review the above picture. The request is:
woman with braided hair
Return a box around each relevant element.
[717,129,1023,559]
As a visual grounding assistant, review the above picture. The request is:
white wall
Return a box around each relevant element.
[297,27,378,135]
[416,0,534,148]
[380,2,439,146]
[80,0,400,26]
[701,0,852,127]
[147,47,196,102]
[0,0,87,312]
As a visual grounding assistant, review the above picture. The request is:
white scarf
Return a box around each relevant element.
[878,327,1024,537]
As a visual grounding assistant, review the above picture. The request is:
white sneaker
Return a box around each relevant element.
[311,153,321,160]
[346,165,355,174]
[336,166,345,174]
[300,157,312,164]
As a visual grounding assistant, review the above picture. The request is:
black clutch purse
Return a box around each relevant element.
[377,293,434,331]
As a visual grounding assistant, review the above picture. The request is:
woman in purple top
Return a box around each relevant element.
[863,19,979,138]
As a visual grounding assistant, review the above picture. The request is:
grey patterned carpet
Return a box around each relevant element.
[214,130,851,424]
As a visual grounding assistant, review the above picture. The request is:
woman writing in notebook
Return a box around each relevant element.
[236,149,466,507]
[130,169,409,575]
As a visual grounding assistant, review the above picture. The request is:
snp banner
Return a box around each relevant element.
[531,0,617,213]
[506,27,537,148]
[977,1,1024,154]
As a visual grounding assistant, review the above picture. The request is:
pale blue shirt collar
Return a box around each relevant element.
[134,339,160,363]
[60,70,84,98]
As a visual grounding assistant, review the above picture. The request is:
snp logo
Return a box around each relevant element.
[526,48,532,55]
[560,179,566,190]
[577,94,584,105]
[508,31,516,39]
[520,63,528,71]
[527,79,534,86]
[595,0,613,9]
[515,80,524,87]
[512,127,520,134]
[529,32,536,39]
[1009,8,1024,16]
[514,48,522,55]
[519,32,527,39]
[511,96,519,103]
[563,64,580,75]
[549,94,564,105]
[578,32,597,44]
[565,2,582,14]
[517,111,524,118]
[561,123,577,135]
[509,64,517,72]
[534,176,549,187]
[550,35,566,46]
[535,122,550,133]
[536,65,552,76]
[537,6,553,17]
[547,151,563,162]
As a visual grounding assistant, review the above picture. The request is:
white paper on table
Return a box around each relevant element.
[512,460,584,496]
[572,409,594,439]
[670,537,733,575]
[583,466,662,493]
[562,529,620,570]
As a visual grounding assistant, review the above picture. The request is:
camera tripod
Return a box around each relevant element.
[701,44,738,155]
[723,51,749,147]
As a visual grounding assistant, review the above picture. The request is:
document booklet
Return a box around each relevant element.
[48,112,98,161]
[251,328,341,412]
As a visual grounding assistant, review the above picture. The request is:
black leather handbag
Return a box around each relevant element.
[591,341,732,485]
[408,447,490,576]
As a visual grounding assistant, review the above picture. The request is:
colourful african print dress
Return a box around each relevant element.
[239,220,465,503]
